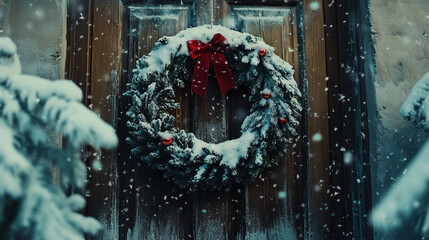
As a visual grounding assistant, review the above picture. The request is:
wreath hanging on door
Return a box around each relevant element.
[126,25,301,190]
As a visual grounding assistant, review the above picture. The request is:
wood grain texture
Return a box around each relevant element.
[230,7,301,239]
[123,5,191,240]
[226,86,250,240]
[193,2,231,239]
[286,7,305,239]
[86,0,122,239]
[66,0,92,105]
[67,0,122,239]
[322,1,345,238]
[192,71,231,240]
[334,1,375,239]
[302,0,332,239]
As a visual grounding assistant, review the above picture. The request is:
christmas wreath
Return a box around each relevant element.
[126,25,302,190]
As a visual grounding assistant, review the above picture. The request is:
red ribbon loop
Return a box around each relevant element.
[187,33,236,98]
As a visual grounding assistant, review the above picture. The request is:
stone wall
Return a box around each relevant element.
[0,0,66,79]
[370,0,429,238]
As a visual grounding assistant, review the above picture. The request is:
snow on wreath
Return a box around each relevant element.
[126,25,302,190]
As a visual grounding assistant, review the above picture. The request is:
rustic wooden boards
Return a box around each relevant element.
[230,6,302,239]
[121,5,192,240]
[302,0,332,239]
[67,0,123,239]
[66,0,338,239]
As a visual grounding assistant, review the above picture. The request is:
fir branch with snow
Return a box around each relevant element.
[400,72,429,128]
[0,37,118,240]
[372,72,429,235]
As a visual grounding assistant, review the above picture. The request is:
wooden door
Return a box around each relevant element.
[119,1,331,239]
[66,0,333,239]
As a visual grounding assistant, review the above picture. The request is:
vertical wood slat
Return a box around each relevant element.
[86,0,122,239]
[192,1,230,239]
[66,0,122,239]
[334,1,375,239]
[302,0,332,239]
[231,6,301,240]
[122,6,191,240]
[118,6,136,238]
[66,0,92,105]
[355,0,375,237]
[193,74,230,240]
[322,1,345,239]
[226,86,251,240]
[286,7,305,239]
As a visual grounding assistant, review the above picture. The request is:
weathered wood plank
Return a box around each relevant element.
[117,3,138,239]
[192,1,232,239]
[231,6,300,239]
[192,68,230,240]
[333,1,375,239]
[197,0,230,27]
[287,7,307,239]
[302,0,332,239]
[322,0,345,238]
[122,5,191,240]
[65,0,91,104]
[86,0,122,239]
[226,86,251,240]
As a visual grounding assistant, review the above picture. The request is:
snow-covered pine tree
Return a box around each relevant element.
[371,72,429,235]
[0,37,118,239]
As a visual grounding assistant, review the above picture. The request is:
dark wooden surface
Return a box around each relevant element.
[301,0,332,239]
[88,0,123,239]
[65,0,374,239]
[122,5,191,239]
[333,0,375,239]
[322,0,345,238]
[67,0,123,238]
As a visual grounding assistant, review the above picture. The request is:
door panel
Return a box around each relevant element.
[231,7,299,78]
[130,6,190,56]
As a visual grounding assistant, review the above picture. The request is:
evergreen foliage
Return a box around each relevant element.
[126,26,302,190]
[0,37,118,240]
[372,72,429,235]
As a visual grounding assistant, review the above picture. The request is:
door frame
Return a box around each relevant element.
[327,0,376,239]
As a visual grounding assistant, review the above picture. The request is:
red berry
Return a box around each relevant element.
[259,48,267,56]
[162,137,173,146]
[279,118,286,125]
[262,92,271,99]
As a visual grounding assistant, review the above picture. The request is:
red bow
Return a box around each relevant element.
[187,33,236,98]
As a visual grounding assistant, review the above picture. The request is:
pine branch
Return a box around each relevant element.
[372,138,429,235]
[0,37,117,239]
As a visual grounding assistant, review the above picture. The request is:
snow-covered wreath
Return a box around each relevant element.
[126,26,302,190]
